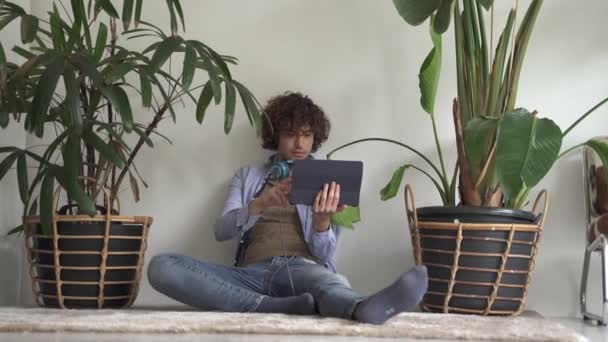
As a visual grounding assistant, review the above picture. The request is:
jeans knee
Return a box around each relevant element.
[147,253,181,289]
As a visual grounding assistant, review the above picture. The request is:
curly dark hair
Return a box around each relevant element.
[261,92,330,153]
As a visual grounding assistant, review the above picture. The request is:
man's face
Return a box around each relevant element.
[277,125,314,160]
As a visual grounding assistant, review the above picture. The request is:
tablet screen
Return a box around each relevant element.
[289,159,363,206]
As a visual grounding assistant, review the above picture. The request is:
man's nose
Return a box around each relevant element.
[295,135,304,146]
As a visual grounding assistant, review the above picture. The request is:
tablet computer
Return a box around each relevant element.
[289,159,363,206]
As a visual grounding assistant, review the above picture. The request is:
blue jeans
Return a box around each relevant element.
[147,253,366,319]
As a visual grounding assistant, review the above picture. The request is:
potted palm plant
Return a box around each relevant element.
[0,0,261,309]
[328,0,608,315]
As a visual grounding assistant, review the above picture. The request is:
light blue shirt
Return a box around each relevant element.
[213,155,343,272]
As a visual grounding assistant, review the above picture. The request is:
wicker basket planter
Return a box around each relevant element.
[23,183,152,309]
[404,185,548,316]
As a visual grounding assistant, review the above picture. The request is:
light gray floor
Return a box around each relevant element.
[0,317,605,342]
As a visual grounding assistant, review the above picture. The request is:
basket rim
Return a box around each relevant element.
[24,215,154,224]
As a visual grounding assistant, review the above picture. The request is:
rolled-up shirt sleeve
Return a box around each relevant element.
[213,168,262,241]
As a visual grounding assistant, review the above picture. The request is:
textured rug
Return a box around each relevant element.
[0,307,587,341]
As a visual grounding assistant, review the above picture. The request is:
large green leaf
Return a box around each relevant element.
[464,117,498,180]
[478,0,494,10]
[20,14,38,44]
[380,163,446,203]
[495,109,562,200]
[433,0,454,34]
[487,10,515,116]
[419,21,441,115]
[393,0,442,26]
[330,206,360,229]
[505,0,543,111]
[150,35,183,70]
[380,165,408,201]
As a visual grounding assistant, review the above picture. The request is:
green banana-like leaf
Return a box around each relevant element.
[505,0,543,111]
[380,163,446,204]
[464,117,498,181]
[433,0,454,34]
[330,206,360,229]
[478,0,494,10]
[380,165,408,200]
[495,109,562,200]
[584,139,608,187]
[393,0,442,26]
[419,20,441,115]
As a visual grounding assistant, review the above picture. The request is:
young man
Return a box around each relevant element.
[148,92,428,324]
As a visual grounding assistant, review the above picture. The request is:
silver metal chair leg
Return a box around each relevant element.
[581,234,608,326]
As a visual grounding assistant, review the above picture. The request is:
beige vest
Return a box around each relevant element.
[240,206,314,265]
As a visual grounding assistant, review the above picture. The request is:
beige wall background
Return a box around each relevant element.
[1,0,607,317]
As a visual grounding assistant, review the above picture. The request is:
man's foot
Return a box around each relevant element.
[353,265,428,324]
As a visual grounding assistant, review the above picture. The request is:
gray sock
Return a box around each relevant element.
[255,292,315,315]
[353,265,428,324]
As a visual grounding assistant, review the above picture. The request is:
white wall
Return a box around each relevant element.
[0,0,28,306]
[1,0,607,317]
